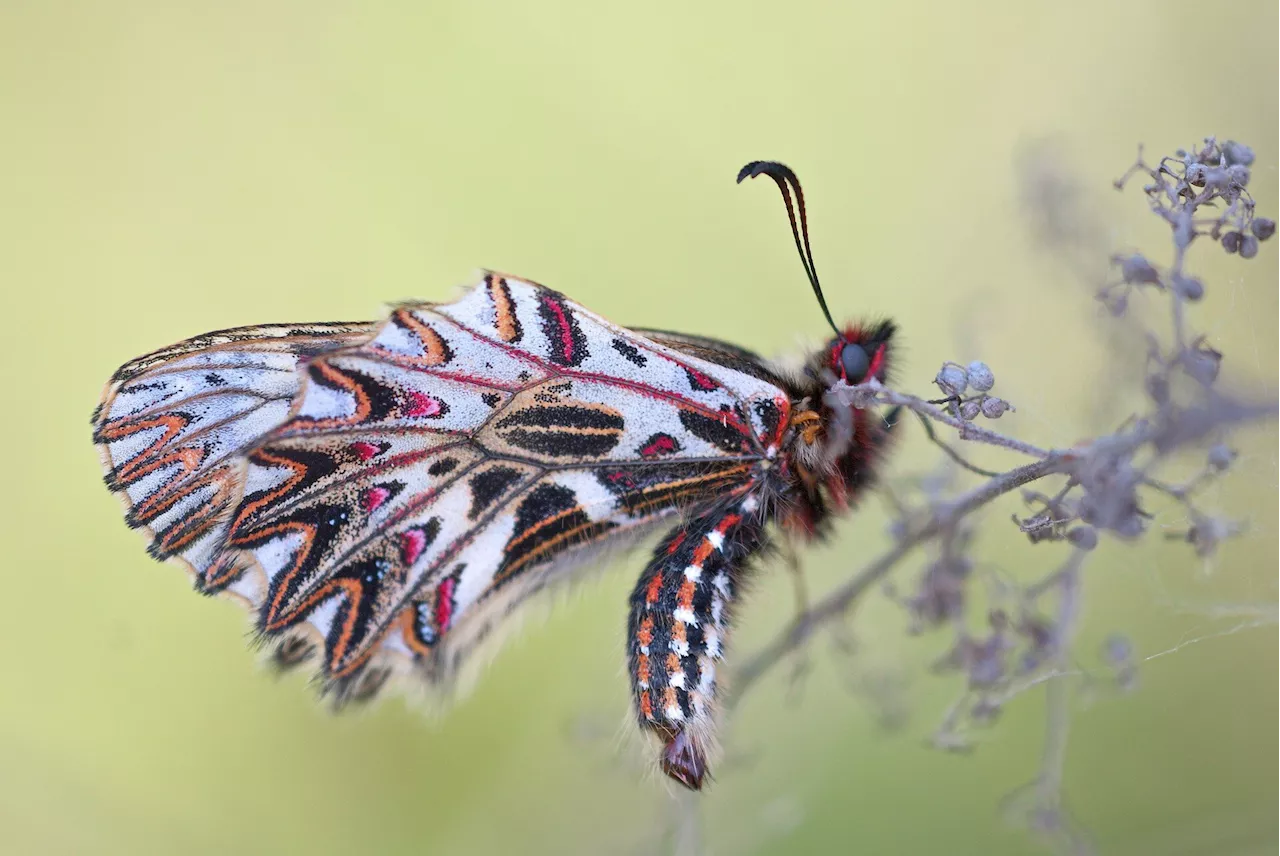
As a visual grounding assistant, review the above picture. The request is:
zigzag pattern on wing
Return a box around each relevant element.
[93,321,375,579]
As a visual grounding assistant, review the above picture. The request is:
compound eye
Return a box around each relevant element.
[840,342,871,382]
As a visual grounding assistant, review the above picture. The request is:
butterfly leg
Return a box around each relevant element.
[626,494,767,790]
[781,538,809,615]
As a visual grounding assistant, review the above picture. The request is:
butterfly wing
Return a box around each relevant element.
[94,321,377,581]
[97,274,792,705]
[628,328,786,385]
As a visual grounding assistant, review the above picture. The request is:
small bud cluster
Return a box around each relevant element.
[1140,137,1271,256]
[1101,138,1275,317]
[904,554,971,630]
[933,360,1012,421]
[1073,452,1147,539]
[928,600,1078,744]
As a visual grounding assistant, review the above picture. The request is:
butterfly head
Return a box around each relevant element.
[826,320,895,386]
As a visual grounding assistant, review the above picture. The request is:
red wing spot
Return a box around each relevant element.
[350,441,380,461]
[605,471,637,490]
[640,433,681,459]
[400,528,427,566]
[540,295,576,364]
[362,486,391,514]
[405,391,442,418]
[434,577,457,632]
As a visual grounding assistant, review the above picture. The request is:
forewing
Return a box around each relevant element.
[434,273,792,457]
[94,321,376,578]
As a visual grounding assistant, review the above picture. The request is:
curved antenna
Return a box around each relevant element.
[736,161,840,337]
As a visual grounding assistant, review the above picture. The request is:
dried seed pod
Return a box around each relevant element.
[980,397,1011,419]
[1114,514,1145,539]
[1172,274,1204,301]
[1239,234,1259,259]
[1120,254,1160,284]
[1145,374,1169,404]
[1184,342,1223,384]
[1207,444,1236,472]
[935,364,968,397]
[966,361,995,392]
[1106,292,1129,317]
[1223,140,1255,166]
[1066,526,1098,550]
[1203,167,1231,193]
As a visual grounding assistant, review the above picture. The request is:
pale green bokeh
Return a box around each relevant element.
[1,3,1276,855]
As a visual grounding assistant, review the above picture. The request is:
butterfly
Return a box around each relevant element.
[92,161,897,790]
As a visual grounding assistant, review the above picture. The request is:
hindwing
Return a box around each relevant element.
[94,321,377,577]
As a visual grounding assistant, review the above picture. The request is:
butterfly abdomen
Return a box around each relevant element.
[626,494,767,789]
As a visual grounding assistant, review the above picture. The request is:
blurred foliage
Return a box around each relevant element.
[0,2,1275,854]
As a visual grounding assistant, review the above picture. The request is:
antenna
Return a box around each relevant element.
[736,161,841,338]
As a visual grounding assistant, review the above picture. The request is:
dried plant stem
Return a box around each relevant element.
[855,383,1055,459]
[729,389,1273,710]
[1035,552,1085,805]
[728,456,1068,705]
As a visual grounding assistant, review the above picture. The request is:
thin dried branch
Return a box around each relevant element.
[727,455,1068,705]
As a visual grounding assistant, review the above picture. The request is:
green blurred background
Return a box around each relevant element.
[2,3,1276,854]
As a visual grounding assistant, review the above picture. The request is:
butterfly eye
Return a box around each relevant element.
[840,342,871,382]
